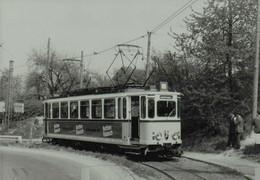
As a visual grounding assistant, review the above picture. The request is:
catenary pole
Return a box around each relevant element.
[46,38,50,98]
[80,51,83,88]
[253,0,260,120]
[7,60,13,130]
[146,32,152,80]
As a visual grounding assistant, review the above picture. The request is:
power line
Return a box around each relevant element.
[66,34,147,60]
[122,34,147,44]
[75,1,197,59]
[152,0,198,33]
[0,45,13,58]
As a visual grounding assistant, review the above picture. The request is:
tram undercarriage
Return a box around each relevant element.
[43,136,182,157]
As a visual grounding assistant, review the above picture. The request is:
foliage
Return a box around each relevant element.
[152,0,257,138]
[27,48,91,98]
[244,144,260,155]
[112,67,146,86]
[0,69,23,102]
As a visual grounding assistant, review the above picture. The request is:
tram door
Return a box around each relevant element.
[131,96,140,140]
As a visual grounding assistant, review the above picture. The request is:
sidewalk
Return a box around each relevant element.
[183,151,259,180]
[183,133,260,180]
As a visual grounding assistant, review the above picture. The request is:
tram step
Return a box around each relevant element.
[125,151,141,155]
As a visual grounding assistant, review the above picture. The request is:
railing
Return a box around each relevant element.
[0,135,22,143]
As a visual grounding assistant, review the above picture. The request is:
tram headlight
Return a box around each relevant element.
[172,132,180,140]
[172,134,178,140]
[156,132,162,141]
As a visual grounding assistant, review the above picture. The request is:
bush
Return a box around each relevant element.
[244,144,260,155]
[182,135,228,153]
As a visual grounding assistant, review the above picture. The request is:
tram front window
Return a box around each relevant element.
[157,101,176,117]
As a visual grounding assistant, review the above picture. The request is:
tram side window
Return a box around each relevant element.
[92,100,102,118]
[148,99,155,118]
[123,98,127,119]
[70,101,78,118]
[61,102,68,118]
[80,101,89,118]
[118,98,121,119]
[141,96,146,119]
[52,103,59,118]
[45,103,50,118]
[157,101,176,117]
[104,99,115,118]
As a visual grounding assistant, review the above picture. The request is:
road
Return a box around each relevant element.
[0,144,256,180]
[0,149,80,180]
[0,146,140,180]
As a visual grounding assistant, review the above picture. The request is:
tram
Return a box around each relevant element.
[42,82,182,156]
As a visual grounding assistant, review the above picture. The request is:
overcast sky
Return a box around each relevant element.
[0,0,204,76]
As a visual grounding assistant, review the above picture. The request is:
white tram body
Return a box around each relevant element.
[43,82,182,155]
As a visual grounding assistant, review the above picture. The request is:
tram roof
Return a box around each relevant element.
[43,85,181,102]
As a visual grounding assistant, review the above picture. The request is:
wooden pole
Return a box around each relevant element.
[146,32,152,80]
[80,51,83,88]
[253,0,260,120]
[45,38,50,98]
[7,60,13,130]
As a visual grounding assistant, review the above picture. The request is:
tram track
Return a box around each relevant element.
[140,155,249,180]
[141,161,207,180]
[181,156,252,180]
[140,162,178,180]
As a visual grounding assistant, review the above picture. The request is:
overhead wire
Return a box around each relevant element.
[53,1,198,61]
[65,34,147,60]
[152,0,198,33]
[80,0,198,60]
[1,1,198,68]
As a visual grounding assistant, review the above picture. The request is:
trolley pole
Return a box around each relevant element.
[80,51,83,88]
[146,32,152,80]
[253,0,260,120]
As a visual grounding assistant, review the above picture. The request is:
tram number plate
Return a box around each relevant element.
[163,143,172,147]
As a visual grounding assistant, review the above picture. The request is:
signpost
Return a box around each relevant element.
[0,101,5,113]
[14,103,24,113]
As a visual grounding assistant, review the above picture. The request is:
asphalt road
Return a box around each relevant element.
[0,148,81,180]
[0,146,139,180]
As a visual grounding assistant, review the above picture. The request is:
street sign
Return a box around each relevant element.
[0,101,5,112]
[14,103,24,113]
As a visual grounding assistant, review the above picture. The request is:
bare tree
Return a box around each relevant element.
[27,48,90,98]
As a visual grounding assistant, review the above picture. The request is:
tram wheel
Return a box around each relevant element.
[141,147,149,157]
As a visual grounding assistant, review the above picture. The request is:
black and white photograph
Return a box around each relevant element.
[0,0,260,179]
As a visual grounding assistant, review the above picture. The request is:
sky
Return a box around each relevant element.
[0,0,205,77]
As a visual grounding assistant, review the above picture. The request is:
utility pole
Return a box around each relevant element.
[146,31,152,80]
[80,51,83,88]
[6,60,14,130]
[45,38,50,98]
[63,51,84,89]
[253,0,260,120]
